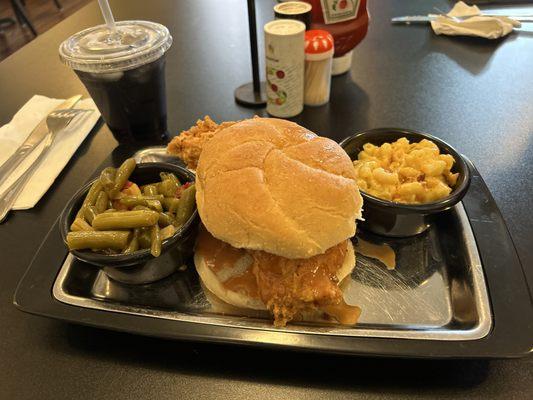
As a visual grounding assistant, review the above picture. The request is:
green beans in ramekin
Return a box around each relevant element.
[59,162,199,283]
[65,158,196,257]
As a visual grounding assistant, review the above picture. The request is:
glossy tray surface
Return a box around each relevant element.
[14,146,533,358]
[53,147,490,341]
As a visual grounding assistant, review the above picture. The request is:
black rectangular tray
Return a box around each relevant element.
[14,145,533,358]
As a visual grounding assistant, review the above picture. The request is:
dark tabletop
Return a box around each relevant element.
[1,0,532,398]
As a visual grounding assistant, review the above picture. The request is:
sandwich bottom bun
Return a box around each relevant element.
[195,240,357,319]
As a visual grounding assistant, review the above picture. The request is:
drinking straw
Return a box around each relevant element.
[98,0,116,30]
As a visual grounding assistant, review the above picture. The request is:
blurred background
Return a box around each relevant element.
[0,0,90,61]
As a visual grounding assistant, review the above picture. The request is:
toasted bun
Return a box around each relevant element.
[195,241,355,311]
[196,117,363,259]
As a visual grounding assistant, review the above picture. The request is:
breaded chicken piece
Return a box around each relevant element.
[167,116,236,169]
[252,240,359,327]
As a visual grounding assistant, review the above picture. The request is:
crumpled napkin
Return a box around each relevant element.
[0,95,100,210]
[431,1,521,39]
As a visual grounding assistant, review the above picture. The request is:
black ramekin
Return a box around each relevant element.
[59,162,199,284]
[340,128,471,237]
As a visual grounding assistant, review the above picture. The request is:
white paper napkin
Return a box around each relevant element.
[431,1,521,39]
[0,95,100,210]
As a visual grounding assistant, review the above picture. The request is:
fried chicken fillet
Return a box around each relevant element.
[196,228,360,326]
[167,116,236,169]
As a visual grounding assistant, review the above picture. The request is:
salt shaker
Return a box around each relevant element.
[304,30,334,106]
[264,20,306,118]
[273,1,312,30]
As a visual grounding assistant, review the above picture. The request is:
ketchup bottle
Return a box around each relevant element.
[304,0,369,75]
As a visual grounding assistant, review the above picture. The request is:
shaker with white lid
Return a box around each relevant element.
[273,1,312,30]
[264,20,306,118]
[304,30,334,106]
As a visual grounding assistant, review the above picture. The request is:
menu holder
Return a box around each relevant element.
[234,0,267,107]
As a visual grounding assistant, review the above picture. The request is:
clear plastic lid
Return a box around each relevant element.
[59,20,172,73]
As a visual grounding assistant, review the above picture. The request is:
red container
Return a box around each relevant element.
[304,0,369,74]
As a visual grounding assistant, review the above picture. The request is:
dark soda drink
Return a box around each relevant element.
[75,57,168,143]
[60,21,172,144]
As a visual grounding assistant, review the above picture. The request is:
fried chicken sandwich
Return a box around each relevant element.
[193,117,363,326]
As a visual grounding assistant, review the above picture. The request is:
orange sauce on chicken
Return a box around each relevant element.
[223,269,259,298]
[196,228,359,326]
[323,302,361,325]
[355,239,396,270]
[196,227,246,273]
[196,227,259,298]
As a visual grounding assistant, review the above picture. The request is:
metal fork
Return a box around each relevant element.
[0,108,93,223]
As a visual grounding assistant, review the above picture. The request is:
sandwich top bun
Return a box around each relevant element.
[196,118,363,259]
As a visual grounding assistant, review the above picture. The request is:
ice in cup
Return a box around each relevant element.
[59,21,172,143]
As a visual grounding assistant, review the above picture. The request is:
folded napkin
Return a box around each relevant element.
[0,95,100,210]
[431,1,521,39]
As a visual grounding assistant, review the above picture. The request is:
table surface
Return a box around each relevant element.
[1,0,532,398]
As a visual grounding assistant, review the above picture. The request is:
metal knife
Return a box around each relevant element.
[392,15,533,24]
[0,95,82,181]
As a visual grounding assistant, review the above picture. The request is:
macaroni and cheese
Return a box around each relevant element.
[353,138,459,204]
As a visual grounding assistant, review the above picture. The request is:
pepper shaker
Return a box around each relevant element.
[274,1,312,30]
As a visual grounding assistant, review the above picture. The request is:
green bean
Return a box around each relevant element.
[158,178,180,197]
[123,229,140,254]
[175,184,196,226]
[143,185,159,196]
[83,205,98,225]
[109,158,136,199]
[162,197,180,213]
[70,218,94,232]
[158,212,174,227]
[132,205,150,211]
[99,167,116,192]
[95,191,109,213]
[150,224,161,257]
[160,225,176,241]
[119,195,164,208]
[76,180,103,219]
[160,172,180,183]
[146,200,163,212]
[138,228,152,248]
[66,231,130,250]
[140,183,160,191]
[92,210,159,230]
[117,196,142,208]
[76,204,87,221]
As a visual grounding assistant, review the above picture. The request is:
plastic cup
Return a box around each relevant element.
[59,21,173,144]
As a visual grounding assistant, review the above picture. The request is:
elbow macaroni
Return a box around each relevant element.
[353,138,459,204]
